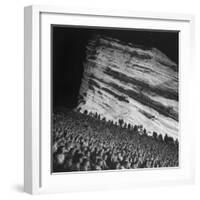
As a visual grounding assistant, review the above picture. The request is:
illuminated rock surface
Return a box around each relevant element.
[77,35,178,138]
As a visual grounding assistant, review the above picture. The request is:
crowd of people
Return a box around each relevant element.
[52,109,179,172]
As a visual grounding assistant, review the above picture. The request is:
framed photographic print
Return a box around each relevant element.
[24,5,195,194]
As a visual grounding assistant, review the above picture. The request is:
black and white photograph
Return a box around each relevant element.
[52,25,179,173]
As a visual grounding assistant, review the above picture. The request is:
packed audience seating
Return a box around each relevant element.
[52,110,179,172]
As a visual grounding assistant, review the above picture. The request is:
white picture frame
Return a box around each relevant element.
[24,5,195,194]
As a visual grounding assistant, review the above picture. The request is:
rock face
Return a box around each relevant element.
[77,35,178,138]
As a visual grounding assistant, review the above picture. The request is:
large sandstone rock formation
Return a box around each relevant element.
[77,35,178,138]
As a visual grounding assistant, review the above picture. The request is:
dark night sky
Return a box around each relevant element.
[52,25,179,109]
